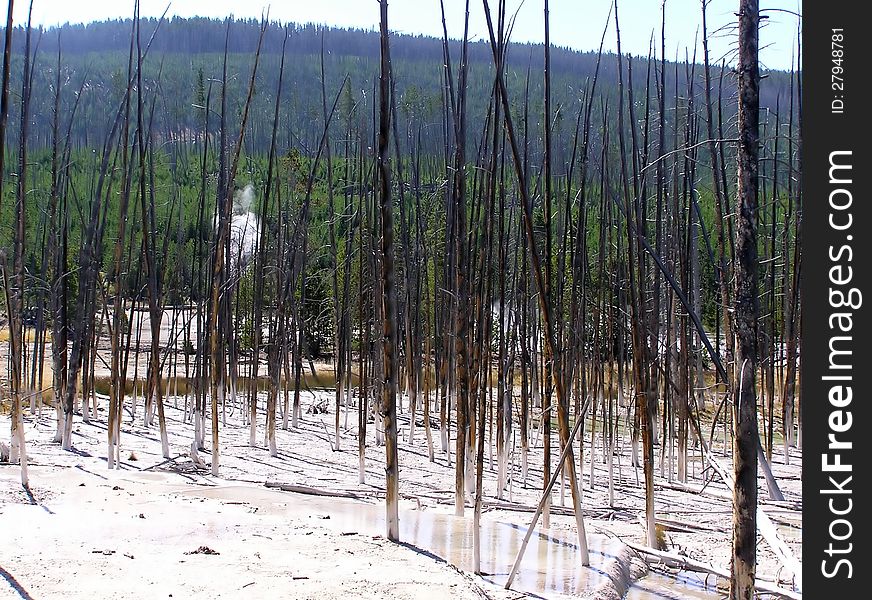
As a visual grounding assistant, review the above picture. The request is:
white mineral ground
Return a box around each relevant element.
[0,314,802,599]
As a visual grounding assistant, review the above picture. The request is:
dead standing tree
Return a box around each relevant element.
[441,0,473,517]
[3,0,32,488]
[208,16,266,475]
[613,0,657,548]
[378,0,400,543]
[108,10,139,469]
[482,0,591,569]
[258,26,288,457]
[208,21,232,477]
[541,0,554,530]
[135,7,171,459]
[731,0,760,597]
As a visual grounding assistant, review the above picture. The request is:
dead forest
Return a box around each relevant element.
[0,1,802,599]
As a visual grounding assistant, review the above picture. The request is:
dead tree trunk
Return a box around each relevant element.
[482,0,590,566]
[6,0,33,488]
[378,0,400,543]
[259,27,288,457]
[108,14,138,468]
[731,0,760,597]
[209,17,265,473]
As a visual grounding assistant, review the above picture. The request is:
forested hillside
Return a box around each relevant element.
[3,16,792,153]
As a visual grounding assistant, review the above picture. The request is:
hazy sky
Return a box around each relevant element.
[13,0,801,71]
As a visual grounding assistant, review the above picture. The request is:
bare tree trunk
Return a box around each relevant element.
[482,0,590,565]
[0,0,13,220]
[358,142,369,481]
[731,0,760,596]
[781,62,801,462]
[134,13,170,459]
[208,28,229,475]
[439,0,472,517]
[6,0,33,488]
[702,0,735,388]
[614,0,657,549]
[260,28,288,457]
[541,0,554,529]
[209,16,265,472]
[378,0,400,543]
[319,35,342,453]
[108,12,138,468]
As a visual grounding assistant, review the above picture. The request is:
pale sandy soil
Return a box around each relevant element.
[0,414,510,599]
[0,382,802,599]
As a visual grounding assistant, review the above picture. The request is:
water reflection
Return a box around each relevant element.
[627,570,720,600]
[387,509,612,596]
[183,486,722,599]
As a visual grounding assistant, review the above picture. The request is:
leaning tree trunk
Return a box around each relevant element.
[731,0,760,597]
[482,0,590,566]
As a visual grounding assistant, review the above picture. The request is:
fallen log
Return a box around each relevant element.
[264,482,364,499]
[623,540,801,600]
[489,499,619,520]
[654,516,725,534]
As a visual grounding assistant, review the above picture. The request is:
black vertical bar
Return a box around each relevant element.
[802,1,869,596]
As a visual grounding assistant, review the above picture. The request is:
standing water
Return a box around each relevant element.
[185,485,723,599]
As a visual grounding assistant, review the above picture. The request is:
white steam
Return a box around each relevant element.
[223,183,261,269]
[233,183,256,214]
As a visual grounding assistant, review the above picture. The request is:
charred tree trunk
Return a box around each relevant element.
[108,14,138,468]
[6,0,33,487]
[730,0,760,596]
[483,0,590,566]
[378,0,400,543]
